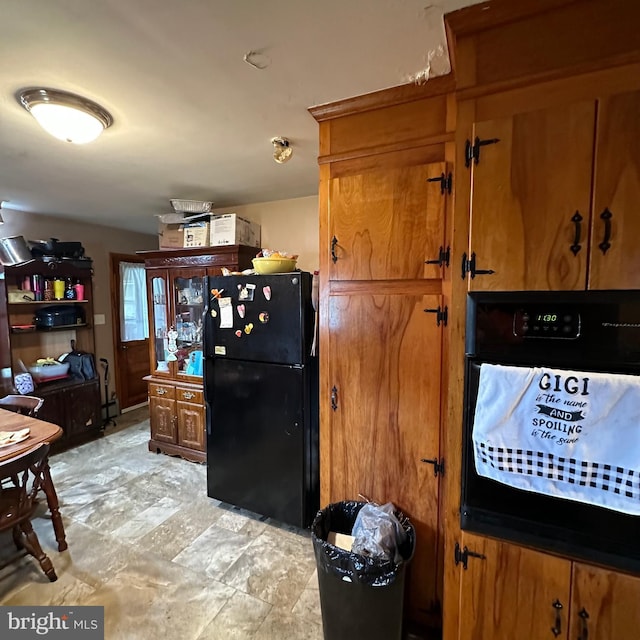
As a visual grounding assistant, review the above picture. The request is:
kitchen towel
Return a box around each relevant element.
[472,363,640,515]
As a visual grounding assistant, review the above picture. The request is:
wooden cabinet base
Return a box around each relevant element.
[148,438,205,464]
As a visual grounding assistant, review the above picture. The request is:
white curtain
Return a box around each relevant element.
[120,262,149,341]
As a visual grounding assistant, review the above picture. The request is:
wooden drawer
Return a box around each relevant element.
[176,387,203,403]
[148,383,176,399]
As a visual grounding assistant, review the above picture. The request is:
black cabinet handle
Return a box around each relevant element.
[550,599,563,637]
[578,607,589,640]
[331,386,338,411]
[331,236,339,264]
[598,208,613,254]
[570,211,583,256]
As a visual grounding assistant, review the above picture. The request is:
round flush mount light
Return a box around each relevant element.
[18,88,113,144]
[271,136,293,164]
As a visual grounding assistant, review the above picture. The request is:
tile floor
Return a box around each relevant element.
[0,408,323,639]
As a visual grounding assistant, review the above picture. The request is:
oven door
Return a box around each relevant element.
[461,357,640,573]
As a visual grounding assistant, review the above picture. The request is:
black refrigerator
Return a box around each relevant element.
[204,271,319,528]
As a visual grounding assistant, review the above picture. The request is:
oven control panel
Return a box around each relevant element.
[513,309,581,339]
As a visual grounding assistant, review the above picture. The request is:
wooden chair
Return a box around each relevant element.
[0,395,43,417]
[0,443,57,581]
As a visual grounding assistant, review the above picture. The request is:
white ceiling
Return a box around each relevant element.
[0,0,481,234]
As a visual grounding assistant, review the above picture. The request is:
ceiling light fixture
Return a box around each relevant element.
[271,137,293,164]
[18,88,113,144]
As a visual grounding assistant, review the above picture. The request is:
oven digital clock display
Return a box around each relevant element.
[514,308,581,339]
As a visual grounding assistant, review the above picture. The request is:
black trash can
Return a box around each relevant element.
[311,501,415,640]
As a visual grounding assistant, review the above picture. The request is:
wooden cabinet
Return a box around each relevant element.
[148,381,204,461]
[329,163,446,281]
[443,2,640,639]
[570,563,640,639]
[458,532,572,640]
[457,533,640,640]
[0,258,102,448]
[139,245,255,462]
[311,78,455,630]
[466,90,640,292]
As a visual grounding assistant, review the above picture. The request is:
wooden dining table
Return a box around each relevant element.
[0,408,67,551]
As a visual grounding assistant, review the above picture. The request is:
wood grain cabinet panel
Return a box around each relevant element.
[149,396,176,444]
[458,532,572,640]
[327,292,443,619]
[329,162,446,281]
[177,401,205,451]
[589,89,640,290]
[468,101,595,291]
[468,89,640,292]
[570,563,640,640]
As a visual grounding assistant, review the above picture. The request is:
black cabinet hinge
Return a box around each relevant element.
[461,252,495,279]
[425,245,450,268]
[427,172,453,195]
[465,137,500,168]
[423,306,448,327]
[454,542,487,570]
[421,457,445,476]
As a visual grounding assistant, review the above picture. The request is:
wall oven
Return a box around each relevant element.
[462,290,640,573]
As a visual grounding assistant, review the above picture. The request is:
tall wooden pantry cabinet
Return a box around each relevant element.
[310,77,456,631]
[443,2,640,639]
[140,245,255,463]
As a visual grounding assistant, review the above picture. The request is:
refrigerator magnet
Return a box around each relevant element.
[263,285,271,301]
[237,304,246,318]
[218,297,233,328]
[235,330,242,338]
[238,283,256,301]
[211,288,224,299]
[258,312,269,324]
[244,322,254,335]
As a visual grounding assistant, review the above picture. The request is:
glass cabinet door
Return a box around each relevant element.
[171,272,204,380]
[150,275,170,374]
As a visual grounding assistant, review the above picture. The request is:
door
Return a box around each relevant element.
[458,532,572,640]
[327,292,443,619]
[588,89,640,289]
[329,162,447,280]
[110,254,150,408]
[570,562,640,640]
[468,102,596,291]
[207,359,307,527]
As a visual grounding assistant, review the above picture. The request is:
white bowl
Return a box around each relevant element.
[28,361,70,381]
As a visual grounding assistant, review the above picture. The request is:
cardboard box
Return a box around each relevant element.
[157,213,210,249]
[210,214,261,248]
[158,222,184,249]
[183,221,209,248]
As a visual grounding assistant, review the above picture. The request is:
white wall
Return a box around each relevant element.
[216,195,320,273]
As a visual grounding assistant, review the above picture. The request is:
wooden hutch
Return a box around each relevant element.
[139,245,255,463]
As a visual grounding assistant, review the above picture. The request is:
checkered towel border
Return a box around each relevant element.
[475,441,640,501]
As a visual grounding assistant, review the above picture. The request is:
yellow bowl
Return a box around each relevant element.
[252,257,297,274]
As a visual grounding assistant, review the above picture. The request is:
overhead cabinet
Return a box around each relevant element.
[329,162,447,280]
[466,89,640,291]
